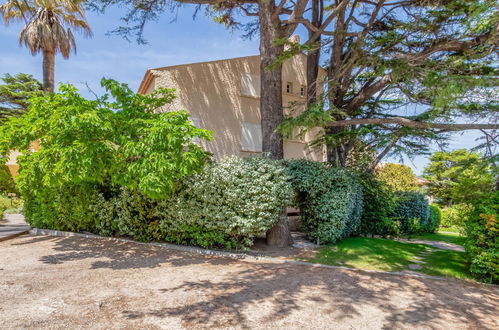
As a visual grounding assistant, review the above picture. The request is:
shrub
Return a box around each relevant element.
[157,157,291,248]
[92,187,165,242]
[91,157,291,249]
[378,217,401,237]
[0,194,23,214]
[390,191,429,233]
[0,196,7,220]
[441,204,474,229]
[425,204,442,233]
[285,160,363,244]
[358,173,396,237]
[0,165,18,195]
[464,193,498,284]
[23,184,101,232]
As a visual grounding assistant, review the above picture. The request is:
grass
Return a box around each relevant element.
[439,226,461,233]
[419,250,471,280]
[307,237,431,272]
[406,231,466,246]
[305,237,472,280]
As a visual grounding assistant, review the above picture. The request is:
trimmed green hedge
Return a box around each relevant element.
[24,157,291,249]
[23,183,102,232]
[285,160,363,244]
[358,173,397,237]
[390,191,429,233]
[425,204,442,233]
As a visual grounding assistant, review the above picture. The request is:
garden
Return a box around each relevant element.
[0,79,497,284]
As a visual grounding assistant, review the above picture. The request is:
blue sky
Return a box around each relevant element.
[0,5,479,175]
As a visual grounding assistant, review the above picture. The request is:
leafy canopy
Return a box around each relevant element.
[279,0,498,167]
[0,0,92,58]
[0,78,213,199]
[0,73,42,124]
[376,163,419,192]
[423,149,495,206]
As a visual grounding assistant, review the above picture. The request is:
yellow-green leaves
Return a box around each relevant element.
[0,78,213,200]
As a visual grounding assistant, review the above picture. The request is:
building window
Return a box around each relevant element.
[286,82,293,94]
[300,85,305,97]
[241,122,262,152]
[241,73,261,97]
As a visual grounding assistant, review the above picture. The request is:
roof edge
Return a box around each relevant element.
[138,70,154,94]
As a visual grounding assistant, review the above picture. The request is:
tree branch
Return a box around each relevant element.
[327,117,498,131]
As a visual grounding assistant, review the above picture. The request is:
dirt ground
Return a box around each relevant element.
[1,235,498,329]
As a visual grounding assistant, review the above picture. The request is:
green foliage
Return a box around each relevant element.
[23,183,101,232]
[425,204,442,233]
[0,164,18,194]
[376,163,419,192]
[440,203,474,229]
[157,156,291,248]
[464,193,498,284]
[0,195,9,218]
[91,157,291,248]
[424,150,495,206]
[0,73,42,124]
[0,202,5,220]
[285,160,363,244]
[358,173,397,237]
[0,194,22,214]
[390,191,430,234]
[0,78,212,200]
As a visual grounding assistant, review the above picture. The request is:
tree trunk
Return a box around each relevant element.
[42,49,55,93]
[259,0,291,246]
[266,208,293,247]
[306,0,322,107]
[259,0,284,160]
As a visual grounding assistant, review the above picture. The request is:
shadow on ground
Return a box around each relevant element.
[14,235,499,329]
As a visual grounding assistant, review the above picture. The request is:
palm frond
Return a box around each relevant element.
[3,0,92,56]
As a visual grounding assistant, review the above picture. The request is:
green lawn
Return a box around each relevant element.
[439,226,461,233]
[419,249,471,279]
[406,231,466,246]
[305,237,472,280]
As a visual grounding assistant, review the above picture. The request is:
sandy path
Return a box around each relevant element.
[0,234,497,329]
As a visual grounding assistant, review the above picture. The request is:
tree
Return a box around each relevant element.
[0,0,92,92]
[0,73,43,124]
[376,163,419,192]
[89,0,348,246]
[423,149,495,206]
[0,78,213,199]
[279,0,498,170]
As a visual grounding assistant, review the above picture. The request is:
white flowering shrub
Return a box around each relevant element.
[156,156,292,248]
[92,156,291,249]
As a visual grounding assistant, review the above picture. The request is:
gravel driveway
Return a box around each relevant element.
[1,234,498,329]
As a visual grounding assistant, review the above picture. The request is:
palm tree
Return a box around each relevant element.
[0,0,92,92]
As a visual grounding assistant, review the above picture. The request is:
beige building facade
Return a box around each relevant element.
[138,54,325,161]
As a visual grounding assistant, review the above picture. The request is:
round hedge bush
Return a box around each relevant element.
[390,191,429,233]
[285,160,363,244]
[425,204,442,233]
